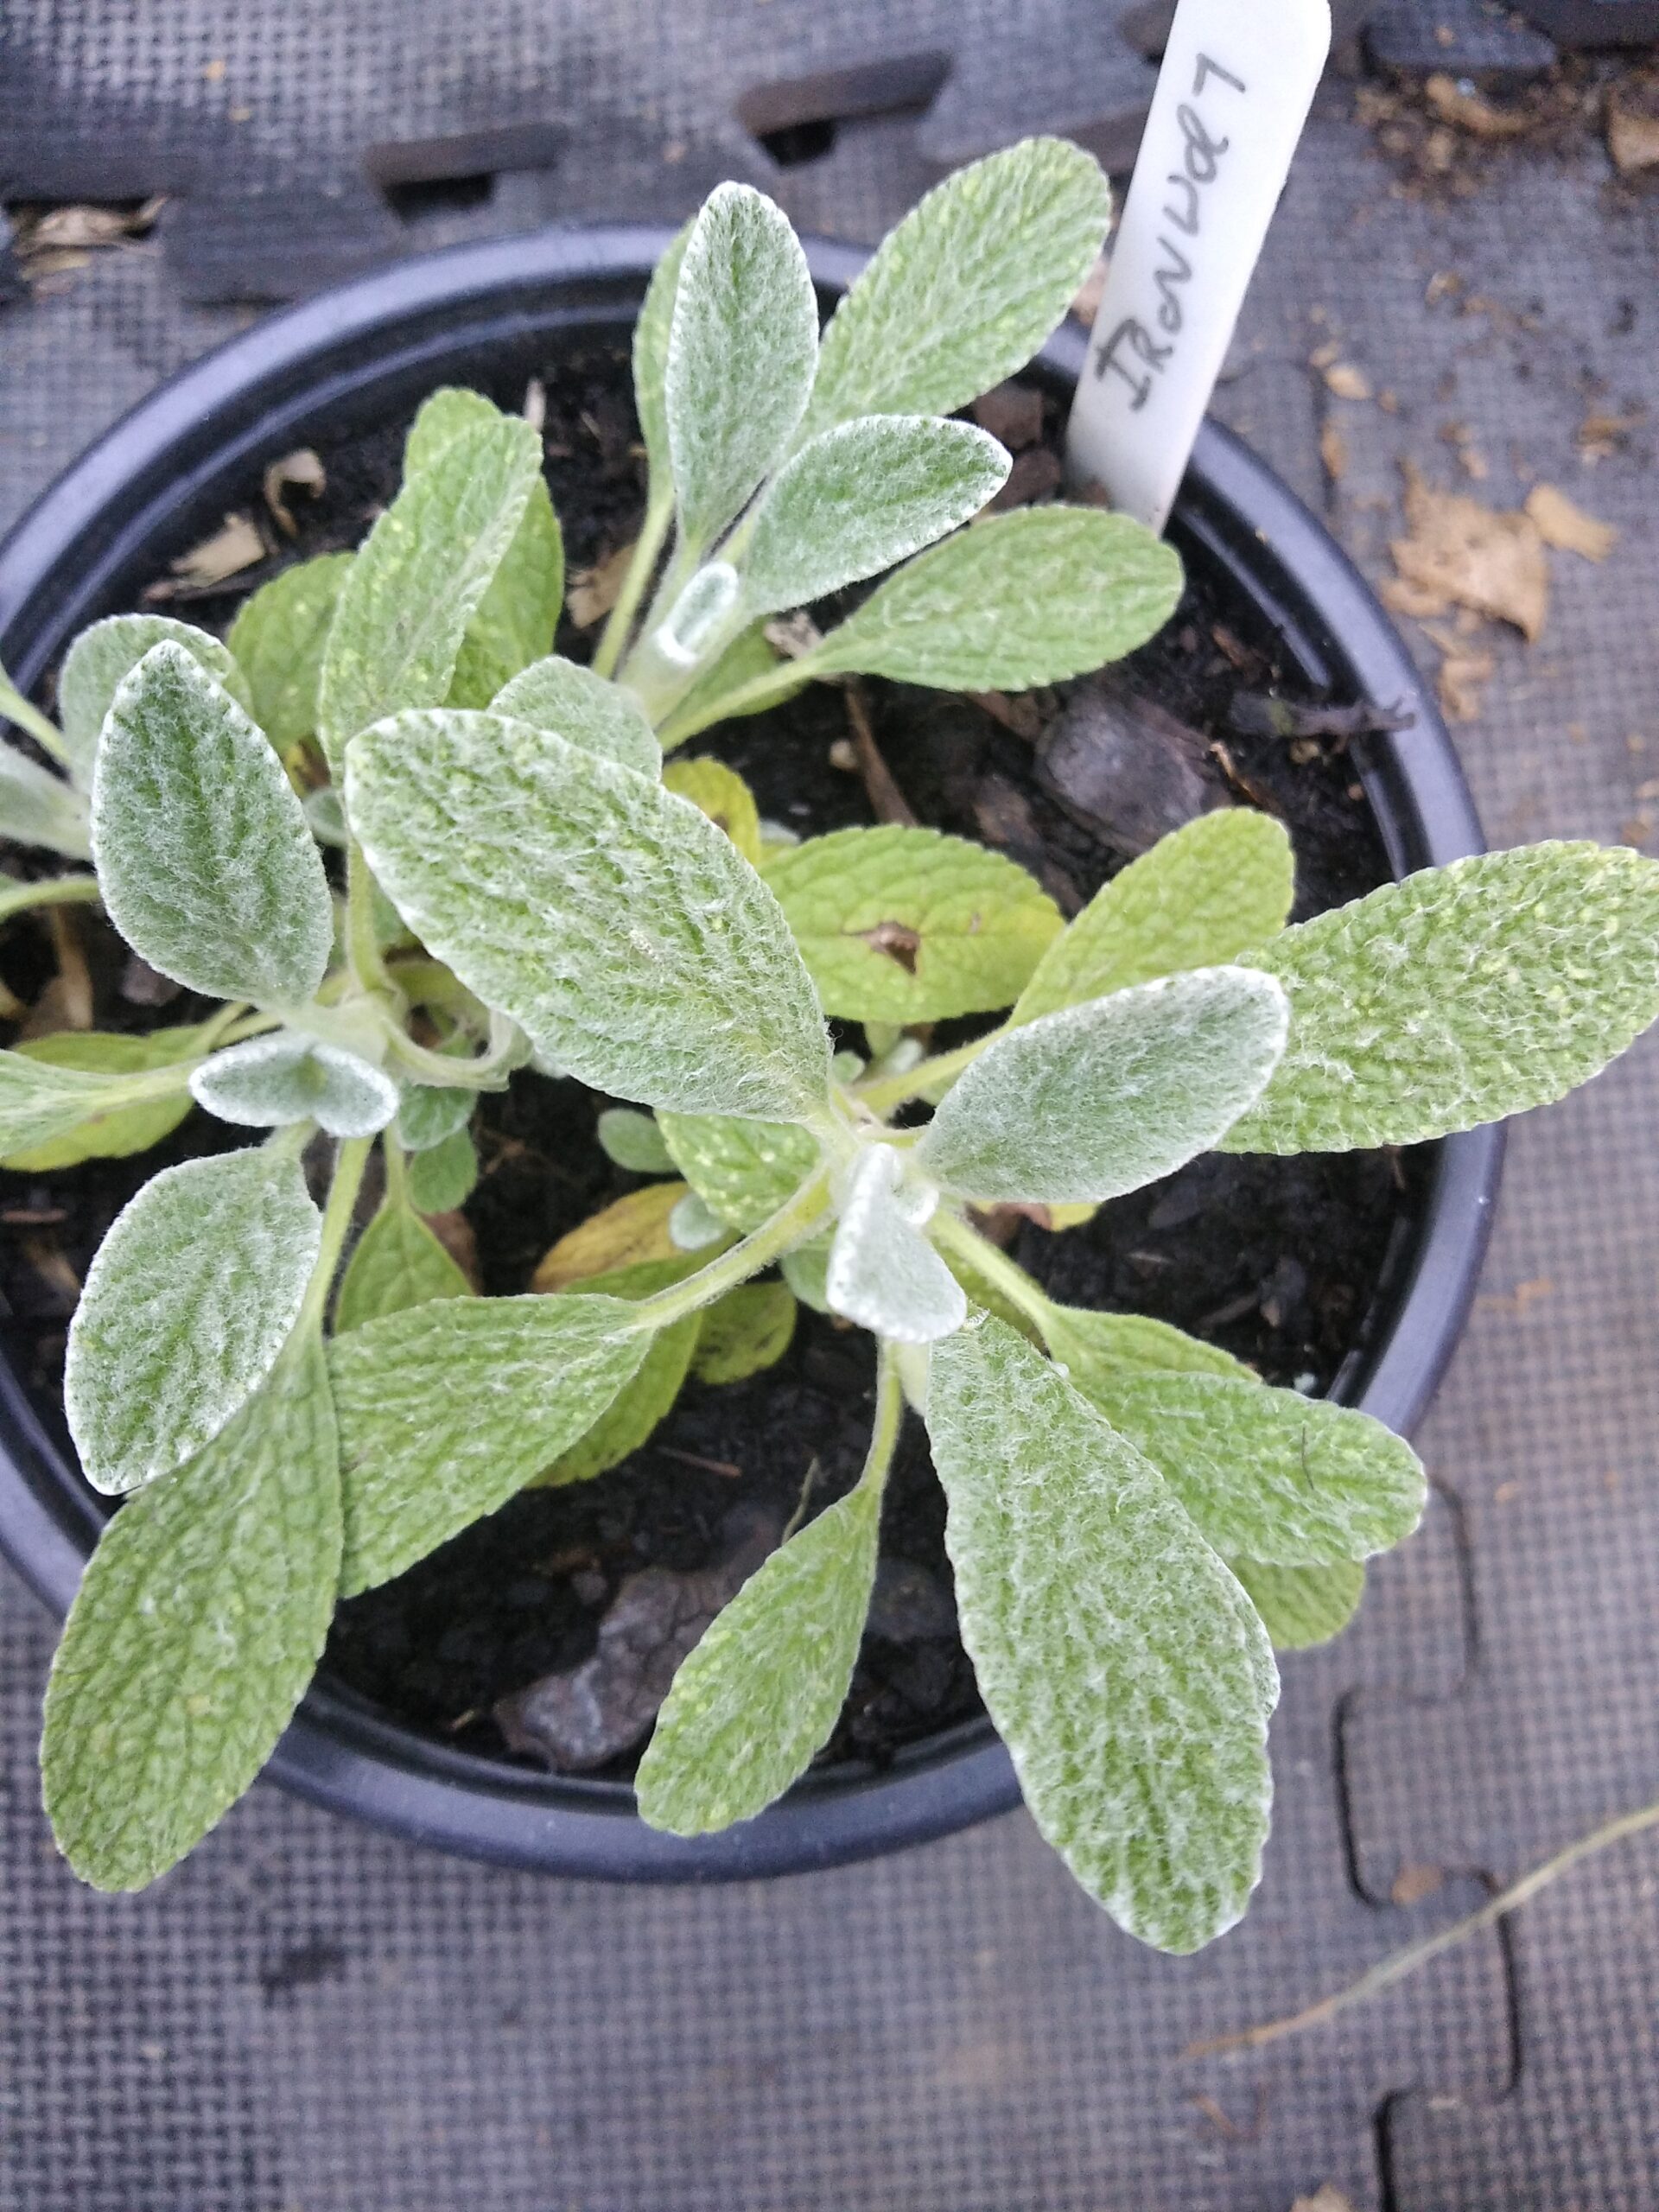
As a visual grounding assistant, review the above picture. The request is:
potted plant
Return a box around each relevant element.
[2,143,1646,1951]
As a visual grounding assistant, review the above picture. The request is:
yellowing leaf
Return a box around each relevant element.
[3,1024,214,1170]
[662,757,762,864]
[691,1280,797,1384]
[531,1182,693,1291]
[765,824,1061,1022]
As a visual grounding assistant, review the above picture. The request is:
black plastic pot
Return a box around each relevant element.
[0,226,1502,1882]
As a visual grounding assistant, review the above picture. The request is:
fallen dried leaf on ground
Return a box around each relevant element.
[142,512,265,601]
[1421,619,1496,724]
[1607,88,1659,175]
[564,542,634,628]
[1425,72,1530,140]
[1323,361,1371,402]
[1389,464,1548,641]
[1319,422,1347,481]
[263,448,326,536]
[1579,404,1644,462]
[1524,483,1617,561]
[1290,2190,1356,2212]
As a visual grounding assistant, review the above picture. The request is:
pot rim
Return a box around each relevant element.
[0,224,1502,1882]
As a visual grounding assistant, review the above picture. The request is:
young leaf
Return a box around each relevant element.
[447,478,565,709]
[403,385,502,474]
[0,745,91,860]
[637,1449,881,1833]
[918,968,1288,1204]
[596,1106,675,1173]
[0,1044,196,1161]
[807,508,1182,693]
[781,1236,832,1313]
[927,1317,1276,1953]
[346,709,832,1120]
[1230,1557,1366,1651]
[189,1033,397,1137]
[92,643,334,1007]
[226,553,353,753]
[41,1331,341,1891]
[1224,843,1659,1154]
[330,1293,649,1592]
[407,1126,478,1213]
[657,1111,823,1231]
[537,1262,704,1485]
[491,654,661,776]
[669,1190,726,1249]
[666,620,802,731]
[1041,1303,1256,1389]
[634,222,692,502]
[394,1080,474,1154]
[665,183,818,550]
[334,1193,473,1332]
[316,414,543,763]
[531,1182,694,1289]
[1069,1372,1427,1565]
[765,824,1062,1022]
[2,1026,215,1171]
[798,137,1110,442]
[690,1280,797,1385]
[826,1144,966,1343]
[65,1147,321,1495]
[58,614,251,787]
[1013,811,1296,1027]
[660,757,761,864]
[741,416,1009,616]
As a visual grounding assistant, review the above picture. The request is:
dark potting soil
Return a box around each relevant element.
[0,340,1425,1783]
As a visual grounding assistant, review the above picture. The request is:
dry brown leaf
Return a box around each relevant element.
[263,448,326,537]
[1323,362,1371,402]
[763,610,824,662]
[18,195,165,256]
[143,512,265,601]
[1524,484,1617,563]
[1422,620,1495,723]
[1291,2190,1357,2212]
[522,377,547,434]
[1308,338,1341,371]
[1607,91,1659,175]
[1319,422,1348,481]
[1380,574,1452,621]
[1391,1862,1445,1907]
[1390,464,1548,641]
[1578,405,1643,462]
[1424,72,1529,140]
[564,542,634,628]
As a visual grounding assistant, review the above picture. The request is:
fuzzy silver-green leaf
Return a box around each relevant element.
[825,1144,965,1343]
[765,823,1061,1022]
[2,1025,215,1171]
[1042,1303,1257,1388]
[331,1292,649,1592]
[407,1125,478,1212]
[226,553,353,753]
[918,967,1288,1205]
[334,1193,473,1332]
[635,222,692,504]
[637,1465,880,1833]
[0,746,91,859]
[1231,1557,1366,1650]
[809,507,1181,692]
[189,1033,399,1138]
[665,183,817,550]
[657,1109,821,1230]
[316,413,543,762]
[927,1317,1275,1953]
[42,1331,341,1891]
[1069,1371,1426,1564]
[58,614,251,789]
[741,416,1009,617]
[1014,810,1295,1026]
[1224,843,1659,1154]
[491,653,661,775]
[347,708,832,1120]
[65,1147,321,1496]
[798,137,1110,442]
[92,642,334,1007]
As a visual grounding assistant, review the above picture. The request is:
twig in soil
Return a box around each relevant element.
[1226,696,1416,742]
[654,1446,743,1480]
[844,685,918,827]
[1186,1794,1659,2059]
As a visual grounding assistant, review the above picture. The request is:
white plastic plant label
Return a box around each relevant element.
[1065,0,1331,532]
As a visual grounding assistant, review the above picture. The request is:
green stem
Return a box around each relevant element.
[346,841,397,1001]
[592,492,673,679]
[928,1210,1056,1337]
[382,1129,409,1206]
[856,1029,1005,1119]
[0,671,73,768]
[626,1172,833,1334]
[1187,1793,1659,2061]
[219,1010,286,1046]
[300,1135,373,1334]
[385,957,489,1033]
[0,873,101,926]
[374,1010,522,1090]
[861,1340,906,1492]
[656,654,824,752]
